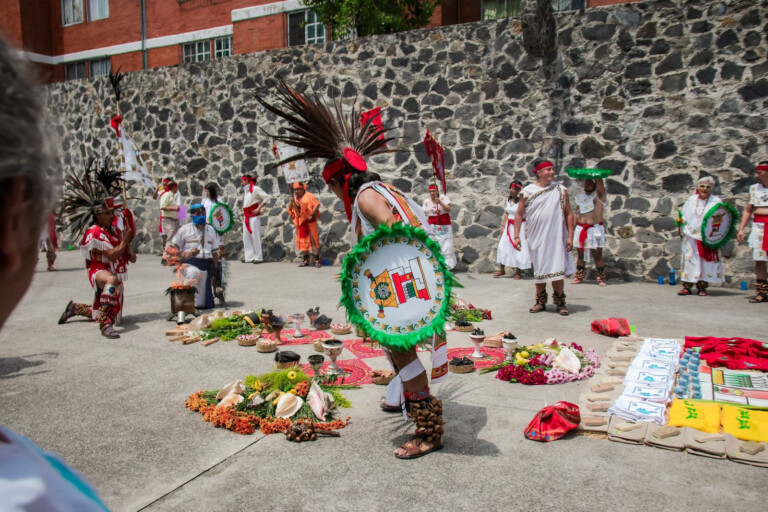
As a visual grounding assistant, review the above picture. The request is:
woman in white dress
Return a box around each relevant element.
[422,185,457,269]
[202,183,226,259]
[494,181,531,278]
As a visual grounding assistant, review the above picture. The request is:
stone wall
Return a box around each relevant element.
[46,0,768,283]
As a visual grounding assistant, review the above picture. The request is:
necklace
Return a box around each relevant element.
[694,196,708,217]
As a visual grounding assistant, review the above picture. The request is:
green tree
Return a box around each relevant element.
[301,0,443,40]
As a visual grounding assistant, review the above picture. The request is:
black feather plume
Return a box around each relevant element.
[109,68,124,103]
[61,158,110,240]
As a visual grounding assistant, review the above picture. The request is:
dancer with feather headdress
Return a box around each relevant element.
[58,159,134,338]
[254,80,447,459]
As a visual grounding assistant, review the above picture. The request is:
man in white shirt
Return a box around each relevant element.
[241,174,269,263]
[160,181,180,251]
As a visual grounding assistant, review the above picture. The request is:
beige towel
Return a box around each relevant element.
[725,434,768,467]
[684,429,726,459]
[578,414,610,433]
[607,416,648,445]
[644,424,685,451]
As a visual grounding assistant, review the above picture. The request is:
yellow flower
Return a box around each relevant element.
[286,371,298,381]
[288,389,297,395]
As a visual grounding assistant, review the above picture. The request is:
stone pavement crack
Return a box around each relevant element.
[136,436,266,511]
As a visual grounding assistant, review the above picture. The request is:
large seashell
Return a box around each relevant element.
[553,347,581,374]
[275,393,303,419]
[307,381,326,421]
[324,391,336,411]
[247,394,265,408]
[188,314,211,331]
[216,380,245,400]
[217,391,243,409]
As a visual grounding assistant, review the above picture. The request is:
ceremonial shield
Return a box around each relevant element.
[566,168,612,180]
[208,202,234,235]
[340,223,457,351]
[701,202,739,250]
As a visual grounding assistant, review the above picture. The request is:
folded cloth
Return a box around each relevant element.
[578,414,610,432]
[607,416,648,444]
[524,402,581,442]
[644,424,686,451]
[722,405,768,443]
[684,429,726,459]
[668,399,721,433]
[725,434,768,467]
[684,336,768,371]
[591,318,631,337]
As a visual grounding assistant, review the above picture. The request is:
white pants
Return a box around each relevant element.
[243,217,263,262]
[182,265,208,309]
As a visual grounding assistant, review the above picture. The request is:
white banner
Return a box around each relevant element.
[118,129,154,190]
[275,144,309,184]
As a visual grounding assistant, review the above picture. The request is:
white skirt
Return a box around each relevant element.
[680,236,724,284]
[748,222,767,261]
[497,222,531,269]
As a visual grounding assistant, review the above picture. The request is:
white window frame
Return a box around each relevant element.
[304,10,326,45]
[214,36,232,58]
[65,61,87,80]
[87,0,109,21]
[182,40,211,63]
[62,0,84,27]
[90,57,111,77]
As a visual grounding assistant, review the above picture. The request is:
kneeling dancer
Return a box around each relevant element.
[515,160,575,314]
[737,161,768,303]
[678,176,724,296]
[255,81,446,459]
[59,176,134,338]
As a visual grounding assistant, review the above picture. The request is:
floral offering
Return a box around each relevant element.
[483,339,600,385]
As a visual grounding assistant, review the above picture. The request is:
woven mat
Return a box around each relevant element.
[344,339,385,359]
[300,358,373,386]
[447,347,507,369]
[261,329,332,345]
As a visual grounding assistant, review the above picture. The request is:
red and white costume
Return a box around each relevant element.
[242,178,269,262]
[81,224,122,321]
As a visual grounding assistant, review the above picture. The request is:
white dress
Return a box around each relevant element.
[496,199,531,269]
[522,182,575,283]
[422,195,457,269]
[680,194,724,284]
[747,183,768,261]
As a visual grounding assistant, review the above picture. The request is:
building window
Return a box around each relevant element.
[551,0,585,11]
[90,57,111,77]
[482,0,521,19]
[65,61,87,80]
[87,0,109,21]
[183,41,211,63]
[288,10,326,47]
[214,36,232,58]
[62,0,84,26]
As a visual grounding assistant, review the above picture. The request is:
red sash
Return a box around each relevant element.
[428,213,451,226]
[755,215,768,253]
[505,219,523,250]
[577,222,603,250]
[243,204,260,233]
[696,240,720,262]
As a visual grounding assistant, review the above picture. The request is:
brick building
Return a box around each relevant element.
[0,0,640,83]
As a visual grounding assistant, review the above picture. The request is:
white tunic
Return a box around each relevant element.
[680,194,724,283]
[521,182,575,283]
[422,194,457,269]
[748,183,768,261]
[496,199,531,269]
[242,184,269,262]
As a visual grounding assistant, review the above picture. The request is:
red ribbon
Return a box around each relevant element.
[110,115,123,137]
[696,240,720,262]
[755,215,768,254]
[428,213,451,226]
[505,219,522,250]
[577,222,602,250]
[241,176,254,193]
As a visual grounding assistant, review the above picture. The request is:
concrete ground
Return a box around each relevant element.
[1,250,766,512]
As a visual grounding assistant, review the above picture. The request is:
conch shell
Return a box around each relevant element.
[275,393,303,419]
[217,392,243,409]
[307,381,326,421]
[553,347,582,374]
[188,314,211,331]
[216,380,245,400]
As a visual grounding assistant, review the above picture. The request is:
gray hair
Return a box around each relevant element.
[0,38,56,232]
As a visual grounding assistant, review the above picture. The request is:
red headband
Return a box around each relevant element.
[510,182,521,190]
[322,147,368,183]
[533,161,554,174]
[428,185,437,191]
[757,164,768,172]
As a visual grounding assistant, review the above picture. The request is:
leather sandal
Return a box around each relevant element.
[101,324,120,339]
[394,438,443,460]
[493,270,505,278]
[58,300,74,325]
[380,398,401,413]
[678,287,692,296]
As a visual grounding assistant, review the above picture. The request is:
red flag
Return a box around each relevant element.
[424,130,446,194]
[360,107,386,146]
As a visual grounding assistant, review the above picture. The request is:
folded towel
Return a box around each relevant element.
[607,416,648,444]
[725,434,768,467]
[645,424,685,451]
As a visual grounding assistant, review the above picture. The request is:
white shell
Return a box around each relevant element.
[217,391,244,409]
[216,380,245,401]
[307,381,326,421]
[553,347,582,374]
[275,393,304,418]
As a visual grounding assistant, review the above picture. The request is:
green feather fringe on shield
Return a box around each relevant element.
[207,202,235,235]
[700,202,740,250]
[339,222,461,352]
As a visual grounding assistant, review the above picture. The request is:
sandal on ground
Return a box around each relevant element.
[557,305,570,316]
[513,273,522,280]
[380,398,401,413]
[678,288,692,296]
[299,261,309,267]
[58,300,74,325]
[101,324,120,339]
[697,290,709,297]
[315,261,322,268]
[749,295,767,303]
[492,270,505,278]
[570,277,583,284]
[394,439,443,460]
[529,304,546,313]
[597,279,607,287]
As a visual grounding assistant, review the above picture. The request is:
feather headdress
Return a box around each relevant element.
[93,157,124,197]
[61,158,111,240]
[253,80,398,182]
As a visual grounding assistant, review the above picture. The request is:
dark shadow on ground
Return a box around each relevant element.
[0,352,58,379]
[223,301,246,308]
[35,267,83,274]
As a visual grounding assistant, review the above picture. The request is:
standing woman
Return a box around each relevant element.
[254,81,447,460]
[202,182,226,259]
[678,176,724,296]
[494,180,531,279]
[422,184,457,269]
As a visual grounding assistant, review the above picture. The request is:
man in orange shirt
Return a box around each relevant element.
[287,182,321,267]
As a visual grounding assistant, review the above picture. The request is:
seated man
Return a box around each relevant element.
[167,203,221,310]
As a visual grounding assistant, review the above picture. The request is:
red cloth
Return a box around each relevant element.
[360,107,386,145]
[696,240,720,262]
[591,318,631,337]
[110,115,122,136]
[47,213,58,250]
[577,222,603,250]
[243,204,260,233]
[524,402,580,442]
[428,213,451,225]
[684,336,768,371]
[754,215,768,253]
